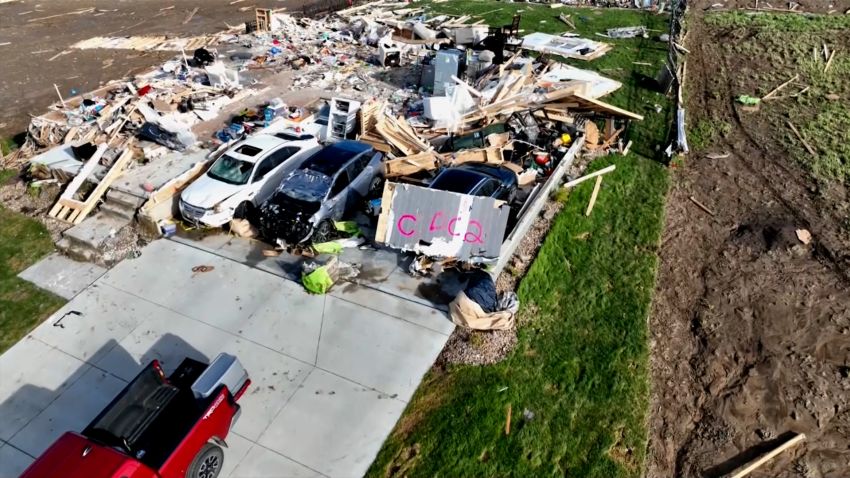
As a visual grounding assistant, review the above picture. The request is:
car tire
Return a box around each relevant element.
[311,220,334,244]
[186,443,224,478]
[233,201,255,221]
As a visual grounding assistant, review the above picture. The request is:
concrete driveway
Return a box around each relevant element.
[1,240,454,478]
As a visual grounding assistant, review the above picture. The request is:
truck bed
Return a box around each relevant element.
[83,358,214,470]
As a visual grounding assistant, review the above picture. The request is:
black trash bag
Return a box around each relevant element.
[194,47,215,66]
[464,270,498,313]
[138,122,185,151]
[71,142,98,161]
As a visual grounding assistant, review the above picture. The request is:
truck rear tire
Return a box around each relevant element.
[187,443,224,478]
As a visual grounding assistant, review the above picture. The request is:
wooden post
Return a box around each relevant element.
[786,121,816,156]
[604,118,615,139]
[585,176,603,216]
[505,404,512,435]
[729,433,806,478]
[54,84,66,107]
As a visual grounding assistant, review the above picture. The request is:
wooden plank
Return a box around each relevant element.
[762,74,799,99]
[729,434,806,478]
[72,148,135,224]
[385,151,439,178]
[571,93,644,121]
[688,196,715,217]
[183,7,199,24]
[824,50,836,72]
[374,181,396,244]
[58,198,86,209]
[447,147,503,166]
[585,176,603,216]
[563,164,615,189]
[786,120,816,155]
[52,144,108,210]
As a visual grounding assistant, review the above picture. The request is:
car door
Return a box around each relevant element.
[248,155,277,204]
[256,146,301,203]
[346,154,372,201]
[326,168,352,218]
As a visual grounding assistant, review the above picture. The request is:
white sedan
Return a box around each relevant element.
[179,131,320,227]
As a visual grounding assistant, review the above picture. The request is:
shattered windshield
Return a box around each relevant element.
[280,169,332,202]
[208,154,254,185]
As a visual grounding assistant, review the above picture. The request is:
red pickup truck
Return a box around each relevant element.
[19,353,250,478]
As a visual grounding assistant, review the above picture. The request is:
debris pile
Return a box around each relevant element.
[2,2,647,330]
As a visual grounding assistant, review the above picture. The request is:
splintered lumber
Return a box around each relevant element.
[358,100,382,136]
[50,144,135,224]
[585,176,603,216]
[729,433,806,478]
[375,113,431,155]
[446,147,503,166]
[584,121,600,147]
[558,13,575,29]
[563,164,615,189]
[49,144,108,219]
[384,151,440,177]
[786,120,816,155]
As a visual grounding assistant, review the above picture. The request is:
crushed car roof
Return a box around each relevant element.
[299,140,372,176]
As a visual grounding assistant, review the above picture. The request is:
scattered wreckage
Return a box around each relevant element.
[3,1,646,320]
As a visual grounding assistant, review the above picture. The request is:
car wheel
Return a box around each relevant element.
[311,220,334,244]
[187,443,224,478]
[233,201,255,221]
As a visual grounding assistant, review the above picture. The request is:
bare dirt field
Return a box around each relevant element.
[0,0,321,139]
[649,1,850,477]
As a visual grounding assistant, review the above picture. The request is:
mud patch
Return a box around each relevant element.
[648,3,850,477]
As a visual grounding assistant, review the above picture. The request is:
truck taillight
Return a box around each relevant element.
[152,360,168,383]
[233,379,251,401]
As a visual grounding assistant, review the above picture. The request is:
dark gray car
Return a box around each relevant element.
[257,140,383,243]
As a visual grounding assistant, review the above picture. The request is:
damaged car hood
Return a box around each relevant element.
[181,174,244,208]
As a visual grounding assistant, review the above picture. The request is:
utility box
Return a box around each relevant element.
[433,49,464,96]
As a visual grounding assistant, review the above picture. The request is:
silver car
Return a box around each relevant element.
[257,140,383,243]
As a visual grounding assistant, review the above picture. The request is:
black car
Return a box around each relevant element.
[428,163,518,203]
[257,140,383,243]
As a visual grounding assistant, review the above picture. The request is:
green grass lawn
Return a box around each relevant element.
[0,170,65,353]
[368,2,671,476]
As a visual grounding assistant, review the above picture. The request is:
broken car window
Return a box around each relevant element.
[208,154,254,185]
[234,145,263,157]
[254,147,300,182]
[476,179,499,198]
[330,170,351,197]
